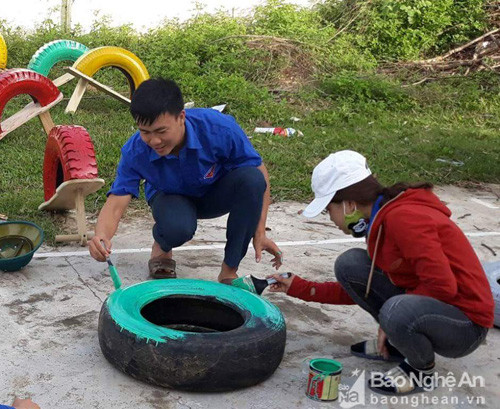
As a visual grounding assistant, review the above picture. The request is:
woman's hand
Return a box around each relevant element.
[377,326,390,360]
[266,273,295,293]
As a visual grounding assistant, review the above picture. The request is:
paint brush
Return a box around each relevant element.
[100,240,122,290]
[231,272,291,295]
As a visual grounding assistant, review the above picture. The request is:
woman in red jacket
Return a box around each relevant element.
[270,150,494,395]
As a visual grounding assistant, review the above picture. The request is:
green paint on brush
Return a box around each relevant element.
[105,279,285,344]
[101,240,122,290]
[108,264,122,290]
[231,275,257,293]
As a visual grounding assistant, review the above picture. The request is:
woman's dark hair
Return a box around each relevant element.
[331,175,433,206]
[130,78,184,125]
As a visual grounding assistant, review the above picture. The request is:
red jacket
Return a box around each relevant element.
[288,189,494,328]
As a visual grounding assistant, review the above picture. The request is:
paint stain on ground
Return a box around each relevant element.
[53,310,98,328]
[140,389,176,409]
[3,292,54,306]
[272,298,332,323]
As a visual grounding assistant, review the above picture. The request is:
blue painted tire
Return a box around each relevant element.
[98,279,286,391]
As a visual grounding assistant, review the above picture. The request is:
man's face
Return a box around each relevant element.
[138,111,186,156]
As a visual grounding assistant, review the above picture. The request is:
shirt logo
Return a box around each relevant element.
[204,164,217,179]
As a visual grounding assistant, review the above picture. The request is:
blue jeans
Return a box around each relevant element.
[149,166,266,268]
[335,248,488,368]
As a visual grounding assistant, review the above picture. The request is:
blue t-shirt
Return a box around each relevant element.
[0,405,14,409]
[108,108,262,202]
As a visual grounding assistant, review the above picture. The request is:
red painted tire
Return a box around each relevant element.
[43,125,99,201]
[0,69,60,132]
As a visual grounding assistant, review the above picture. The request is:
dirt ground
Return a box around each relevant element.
[0,184,499,408]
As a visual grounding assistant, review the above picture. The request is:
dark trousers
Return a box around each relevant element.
[149,167,266,268]
[334,248,488,369]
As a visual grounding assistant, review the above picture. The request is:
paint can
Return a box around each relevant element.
[305,358,342,401]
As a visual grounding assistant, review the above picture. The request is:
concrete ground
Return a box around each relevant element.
[1,184,499,409]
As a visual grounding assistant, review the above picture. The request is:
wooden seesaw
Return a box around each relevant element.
[0,69,62,141]
[38,179,104,246]
[0,69,105,247]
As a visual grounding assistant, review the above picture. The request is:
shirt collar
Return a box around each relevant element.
[367,194,384,234]
[148,117,202,162]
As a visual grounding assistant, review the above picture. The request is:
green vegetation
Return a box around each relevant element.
[0,0,499,240]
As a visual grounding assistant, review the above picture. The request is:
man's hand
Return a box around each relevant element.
[253,233,283,270]
[88,236,111,262]
[266,273,294,293]
[377,326,390,360]
[12,398,40,409]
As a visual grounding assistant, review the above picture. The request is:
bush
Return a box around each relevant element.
[317,0,488,60]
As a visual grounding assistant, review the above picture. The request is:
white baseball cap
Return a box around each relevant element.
[302,150,372,218]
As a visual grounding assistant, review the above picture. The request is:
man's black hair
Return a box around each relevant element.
[130,78,184,125]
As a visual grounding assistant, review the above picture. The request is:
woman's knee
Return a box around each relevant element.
[379,294,419,334]
[334,248,369,284]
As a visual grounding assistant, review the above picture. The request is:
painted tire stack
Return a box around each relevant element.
[0,68,61,134]
[28,39,89,76]
[72,46,149,95]
[42,125,99,201]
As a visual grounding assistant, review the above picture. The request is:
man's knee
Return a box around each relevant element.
[154,219,197,248]
[233,167,267,196]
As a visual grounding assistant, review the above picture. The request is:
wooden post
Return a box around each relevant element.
[65,77,89,114]
[75,189,87,246]
[38,111,55,136]
[61,0,72,33]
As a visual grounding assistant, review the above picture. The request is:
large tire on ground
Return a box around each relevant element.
[27,40,89,77]
[98,279,287,391]
[72,46,149,96]
[42,125,99,201]
[0,33,7,69]
[484,261,500,328]
[0,69,61,133]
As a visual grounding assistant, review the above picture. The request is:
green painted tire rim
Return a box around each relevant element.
[106,279,285,344]
[28,40,89,77]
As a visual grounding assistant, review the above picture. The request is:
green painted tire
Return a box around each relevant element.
[27,40,89,77]
[98,279,286,391]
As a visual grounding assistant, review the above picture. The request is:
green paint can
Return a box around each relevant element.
[305,358,342,401]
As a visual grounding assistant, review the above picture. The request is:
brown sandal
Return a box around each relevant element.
[148,257,177,279]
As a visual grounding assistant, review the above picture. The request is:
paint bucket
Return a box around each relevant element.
[305,358,342,401]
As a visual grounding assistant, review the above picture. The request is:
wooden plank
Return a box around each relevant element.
[38,111,55,136]
[52,72,75,87]
[55,232,95,244]
[65,77,89,114]
[38,179,105,211]
[74,189,88,246]
[65,66,131,105]
[0,93,63,141]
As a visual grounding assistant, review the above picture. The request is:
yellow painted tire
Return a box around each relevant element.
[72,46,149,95]
[0,33,7,69]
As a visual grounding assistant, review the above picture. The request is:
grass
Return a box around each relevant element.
[0,71,499,242]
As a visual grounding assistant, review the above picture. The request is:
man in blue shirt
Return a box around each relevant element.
[89,78,282,282]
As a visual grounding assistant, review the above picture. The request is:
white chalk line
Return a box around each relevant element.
[33,232,500,258]
[470,198,499,209]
